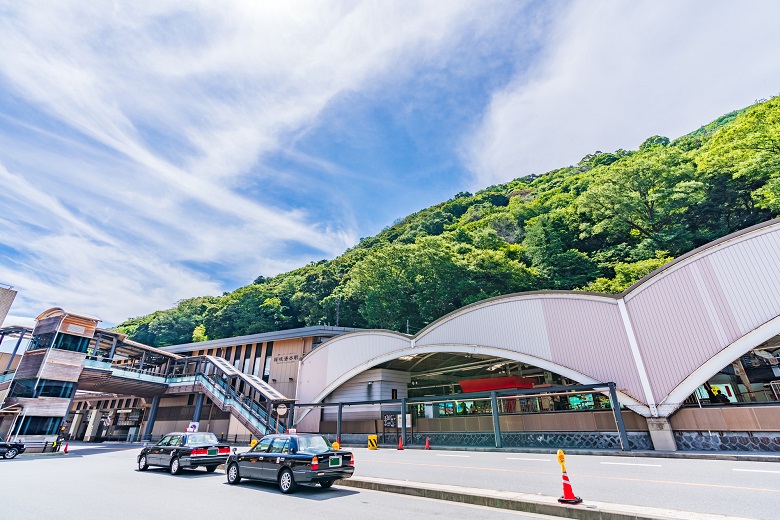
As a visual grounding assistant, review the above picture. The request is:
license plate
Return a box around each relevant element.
[329,456,342,468]
[208,448,218,456]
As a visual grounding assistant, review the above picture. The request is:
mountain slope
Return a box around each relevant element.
[117,96,780,346]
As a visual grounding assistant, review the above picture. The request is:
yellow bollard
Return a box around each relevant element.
[250,438,258,447]
[332,440,341,450]
[367,435,378,450]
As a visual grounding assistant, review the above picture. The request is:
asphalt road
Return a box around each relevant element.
[351,448,780,520]
[0,446,557,520]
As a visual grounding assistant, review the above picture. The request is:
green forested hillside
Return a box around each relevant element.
[117,97,780,346]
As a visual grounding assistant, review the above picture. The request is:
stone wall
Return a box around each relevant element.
[322,431,653,450]
[674,431,780,451]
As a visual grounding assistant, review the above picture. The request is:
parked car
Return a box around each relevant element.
[137,432,230,474]
[0,436,25,459]
[225,433,354,493]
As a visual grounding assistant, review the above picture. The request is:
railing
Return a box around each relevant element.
[0,371,15,384]
[79,353,288,437]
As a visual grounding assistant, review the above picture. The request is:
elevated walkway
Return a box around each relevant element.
[3,354,291,438]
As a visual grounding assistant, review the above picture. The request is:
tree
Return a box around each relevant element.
[698,96,780,210]
[577,147,704,253]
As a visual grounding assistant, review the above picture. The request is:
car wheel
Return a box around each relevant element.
[226,462,241,484]
[205,465,218,473]
[278,468,297,494]
[170,457,182,475]
[138,454,149,471]
[4,448,19,460]
[320,479,335,488]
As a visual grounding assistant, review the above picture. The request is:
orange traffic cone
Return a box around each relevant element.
[558,471,581,504]
[397,437,404,450]
[63,443,69,454]
[556,449,581,505]
[424,437,430,450]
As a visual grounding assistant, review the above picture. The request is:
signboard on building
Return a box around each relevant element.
[383,414,397,428]
[396,413,412,428]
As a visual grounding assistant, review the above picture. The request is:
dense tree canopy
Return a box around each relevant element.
[117,97,780,346]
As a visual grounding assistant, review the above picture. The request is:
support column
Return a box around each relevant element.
[491,391,502,449]
[142,396,160,441]
[400,398,407,446]
[4,330,27,372]
[647,417,677,451]
[192,393,204,423]
[336,403,343,441]
[608,382,631,452]
[108,337,118,360]
[83,409,102,442]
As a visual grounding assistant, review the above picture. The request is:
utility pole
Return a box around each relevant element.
[335,296,341,327]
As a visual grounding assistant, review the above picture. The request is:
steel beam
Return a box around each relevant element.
[491,391,502,448]
[609,382,631,451]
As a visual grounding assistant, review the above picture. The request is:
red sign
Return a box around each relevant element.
[458,376,535,393]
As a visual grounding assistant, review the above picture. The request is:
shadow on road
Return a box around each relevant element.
[220,480,360,500]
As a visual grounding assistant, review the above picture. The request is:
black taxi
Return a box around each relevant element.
[226,434,354,493]
[137,432,230,474]
[1,436,25,459]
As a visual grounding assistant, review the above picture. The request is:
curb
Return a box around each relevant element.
[335,476,753,520]
[17,451,66,458]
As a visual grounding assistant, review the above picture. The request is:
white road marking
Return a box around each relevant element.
[435,454,470,458]
[732,468,780,474]
[600,462,661,467]
[506,457,551,462]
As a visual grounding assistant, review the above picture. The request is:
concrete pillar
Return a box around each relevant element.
[68,412,83,438]
[647,417,677,451]
[83,410,102,442]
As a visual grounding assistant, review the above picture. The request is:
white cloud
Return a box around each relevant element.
[467,0,780,187]
[0,1,523,324]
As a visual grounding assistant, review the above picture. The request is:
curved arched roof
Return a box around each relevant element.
[297,218,780,418]
[36,307,101,323]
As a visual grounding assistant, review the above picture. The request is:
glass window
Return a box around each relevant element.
[296,436,331,454]
[15,416,62,436]
[53,334,90,353]
[186,433,219,446]
[157,435,173,446]
[268,437,289,454]
[9,379,75,399]
[251,437,273,453]
[169,435,184,447]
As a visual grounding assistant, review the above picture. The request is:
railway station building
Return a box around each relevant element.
[3,220,780,452]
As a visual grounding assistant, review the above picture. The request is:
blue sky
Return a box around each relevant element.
[1,1,780,327]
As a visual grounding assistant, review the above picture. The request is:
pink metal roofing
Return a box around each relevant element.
[297,219,780,417]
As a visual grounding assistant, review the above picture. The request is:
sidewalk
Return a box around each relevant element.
[370,444,780,463]
[336,476,755,520]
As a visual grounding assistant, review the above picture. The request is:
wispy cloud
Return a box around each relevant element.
[466,0,780,188]
[0,1,525,324]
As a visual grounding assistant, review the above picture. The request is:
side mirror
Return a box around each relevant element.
[232,447,237,454]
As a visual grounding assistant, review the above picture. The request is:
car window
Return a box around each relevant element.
[169,435,183,447]
[268,438,289,454]
[251,437,273,453]
[296,435,332,454]
[157,435,173,446]
[186,433,218,446]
